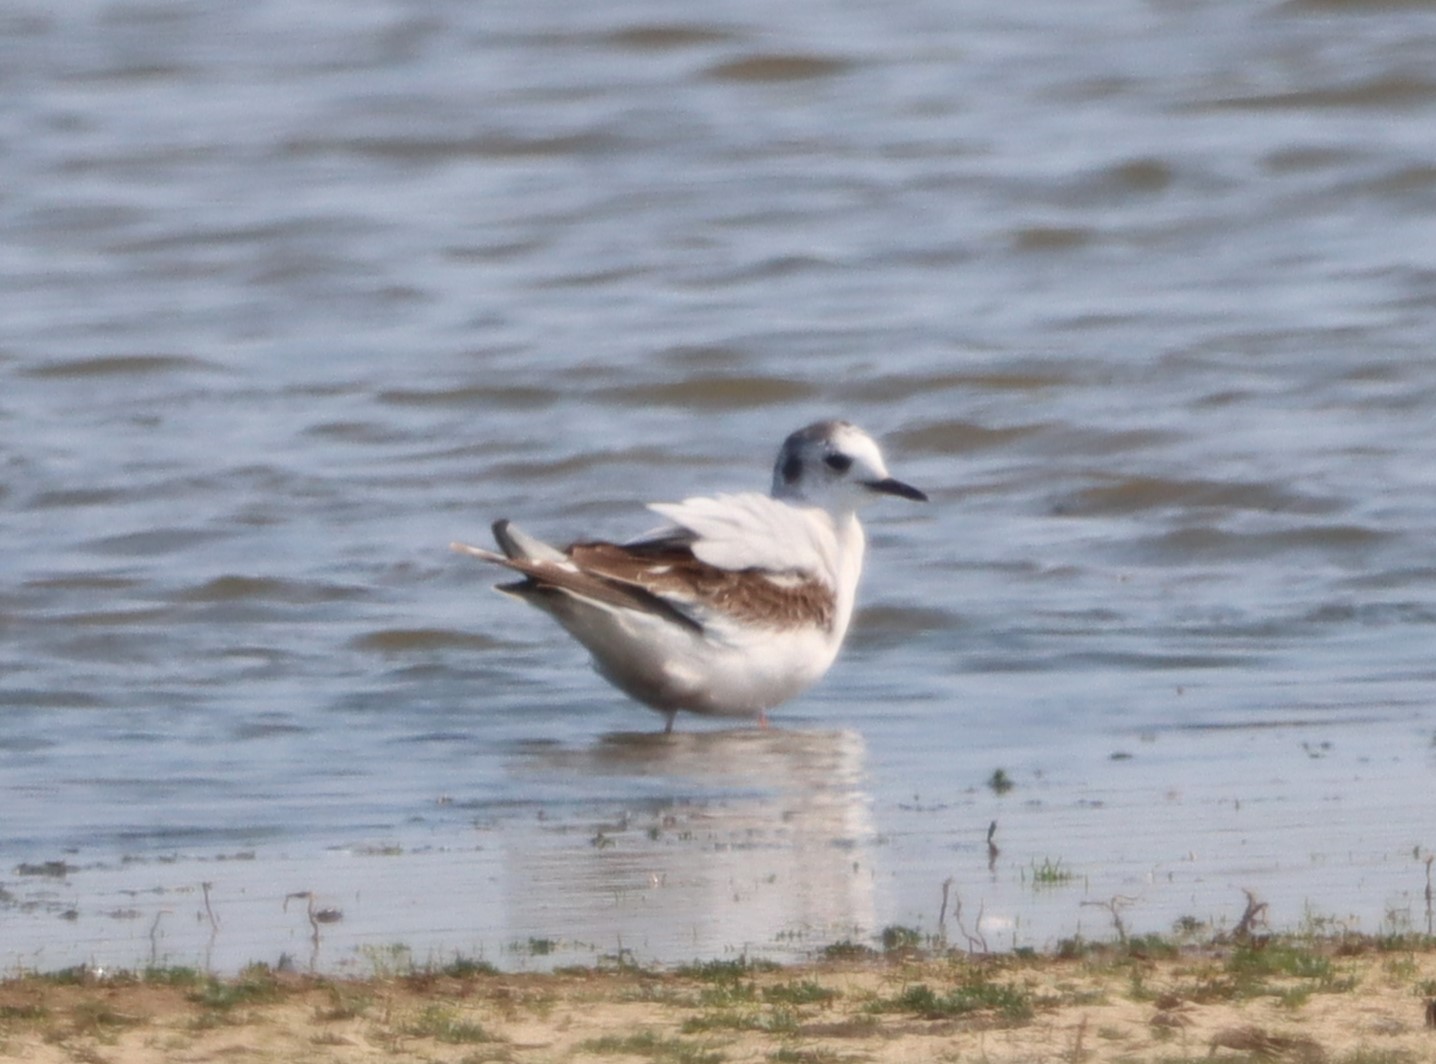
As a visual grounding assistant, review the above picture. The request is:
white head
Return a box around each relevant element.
[770,420,928,511]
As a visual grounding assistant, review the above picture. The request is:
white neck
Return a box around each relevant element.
[830,511,866,645]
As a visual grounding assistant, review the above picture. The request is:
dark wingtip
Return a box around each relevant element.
[491,518,516,556]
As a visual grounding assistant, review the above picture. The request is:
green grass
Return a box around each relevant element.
[687,975,837,1028]
[682,1007,798,1035]
[1381,952,1419,981]
[1226,941,1356,997]
[766,1049,850,1064]
[67,999,147,1036]
[695,981,758,1007]
[1172,914,1207,936]
[879,925,922,952]
[434,955,500,979]
[0,1004,49,1024]
[676,957,780,982]
[360,943,415,977]
[762,980,838,1007]
[313,983,372,1022]
[819,940,877,962]
[869,971,1034,1024]
[1029,857,1075,887]
[140,966,205,988]
[1137,939,1364,1007]
[580,1029,725,1064]
[26,966,94,986]
[186,964,283,1011]
[402,1003,495,1044]
[1120,932,1180,959]
[681,975,838,1032]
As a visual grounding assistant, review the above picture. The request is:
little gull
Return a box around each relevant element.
[451,420,927,732]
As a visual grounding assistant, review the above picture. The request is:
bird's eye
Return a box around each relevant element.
[824,453,853,473]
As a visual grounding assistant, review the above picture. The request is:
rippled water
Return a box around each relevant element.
[4,0,1436,972]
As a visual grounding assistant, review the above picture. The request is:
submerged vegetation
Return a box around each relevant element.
[1027,856,1077,888]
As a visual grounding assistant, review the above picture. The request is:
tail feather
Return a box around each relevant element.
[450,537,548,600]
[450,519,567,567]
[452,524,702,633]
[450,540,506,564]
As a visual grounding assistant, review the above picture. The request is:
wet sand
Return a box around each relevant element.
[4,936,1435,1063]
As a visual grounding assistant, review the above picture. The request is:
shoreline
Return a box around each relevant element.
[3,933,1436,1063]
[10,753,1436,982]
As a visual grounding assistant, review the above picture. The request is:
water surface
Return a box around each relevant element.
[4,0,1436,972]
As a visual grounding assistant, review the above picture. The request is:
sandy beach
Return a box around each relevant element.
[4,935,1435,1063]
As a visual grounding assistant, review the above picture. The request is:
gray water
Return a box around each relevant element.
[4,0,1436,973]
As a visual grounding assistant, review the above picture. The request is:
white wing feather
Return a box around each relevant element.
[645,493,839,584]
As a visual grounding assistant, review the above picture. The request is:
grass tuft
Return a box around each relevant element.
[141,966,205,987]
[682,1007,798,1035]
[767,1049,849,1063]
[870,970,1034,1024]
[1226,941,1357,999]
[1029,857,1075,887]
[187,964,283,1012]
[402,1003,495,1044]
[580,1029,725,1064]
[67,999,146,1035]
[676,957,779,982]
[879,925,922,953]
[820,940,877,962]
[987,768,1014,795]
[0,1002,49,1022]
[762,980,838,1006]
[436,955,500,979]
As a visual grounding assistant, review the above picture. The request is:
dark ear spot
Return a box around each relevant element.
[781,454,803,484]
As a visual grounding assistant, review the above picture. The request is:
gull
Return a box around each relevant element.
[451,420,927,732]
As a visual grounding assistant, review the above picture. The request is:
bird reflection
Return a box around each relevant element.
[503,728,876,963]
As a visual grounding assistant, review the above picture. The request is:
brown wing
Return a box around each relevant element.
[469,543,706,634]
[568,540,835,632]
